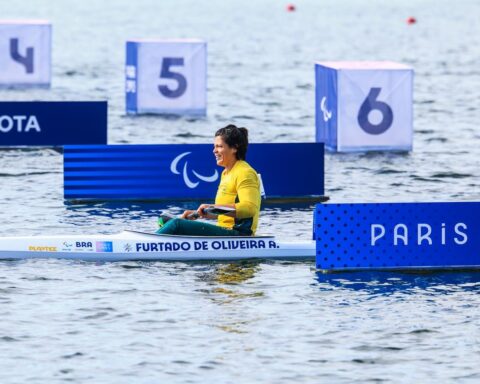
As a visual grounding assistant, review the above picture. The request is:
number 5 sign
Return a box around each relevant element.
[126,39,207,116]
[315,62,413,152]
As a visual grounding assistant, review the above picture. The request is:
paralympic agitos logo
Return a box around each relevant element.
[170,152,219,189]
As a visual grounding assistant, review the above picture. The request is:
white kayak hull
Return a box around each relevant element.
[0,231,315,261]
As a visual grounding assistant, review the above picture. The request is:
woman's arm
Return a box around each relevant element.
[234,171,260,219]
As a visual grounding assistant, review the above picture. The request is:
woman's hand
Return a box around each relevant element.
[181,210,197,220]
[197,204,216,219]
[181,205,216,220]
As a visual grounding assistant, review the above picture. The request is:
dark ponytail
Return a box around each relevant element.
[215,124,249,160]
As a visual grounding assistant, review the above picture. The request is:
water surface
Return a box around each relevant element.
[0,0,479,382]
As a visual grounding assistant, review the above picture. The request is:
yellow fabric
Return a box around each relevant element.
[215,160,261,235]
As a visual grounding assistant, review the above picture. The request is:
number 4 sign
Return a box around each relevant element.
[126,39,207,116]
[315,62,413,152]
[0,20,51,87]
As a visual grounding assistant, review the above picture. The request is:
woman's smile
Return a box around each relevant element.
[213,136,237,169]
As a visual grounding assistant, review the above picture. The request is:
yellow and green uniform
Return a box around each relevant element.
[157,160,261,237]
[215,160,261,235]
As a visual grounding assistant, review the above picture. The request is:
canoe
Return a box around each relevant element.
[0,230,315,261]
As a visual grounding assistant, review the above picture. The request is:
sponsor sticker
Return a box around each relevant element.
[96,241,113,253]
[28,246,57,252]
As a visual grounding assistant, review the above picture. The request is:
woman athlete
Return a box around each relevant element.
[156,124,261,236]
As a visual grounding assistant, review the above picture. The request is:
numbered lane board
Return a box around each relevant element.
[0,20,51,87]
[315,61,413,152]
[126,39,207,116]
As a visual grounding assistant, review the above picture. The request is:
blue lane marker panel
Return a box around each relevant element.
[64,143,324,202]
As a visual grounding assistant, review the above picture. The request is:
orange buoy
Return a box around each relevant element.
[407,16,417,25]
[286,4,296,12]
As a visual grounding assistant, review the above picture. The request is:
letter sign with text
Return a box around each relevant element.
[0,20,51,87]
[0,102,107,146]
[126,39,206,116]
[314,202,480,271]
[315,62,413,152]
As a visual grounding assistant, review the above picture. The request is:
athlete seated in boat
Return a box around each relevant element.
[156,124,261,236]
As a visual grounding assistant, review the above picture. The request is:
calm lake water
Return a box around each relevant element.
[0,0,479,382]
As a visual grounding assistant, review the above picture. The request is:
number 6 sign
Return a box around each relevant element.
[315,62,413,152]
[126,39,207,116]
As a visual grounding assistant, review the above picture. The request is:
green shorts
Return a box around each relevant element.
[156,218,243,237]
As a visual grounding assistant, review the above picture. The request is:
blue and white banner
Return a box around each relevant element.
[0,102,107,146]
[314,202,480,271]
[0,20,51,87]
[316,62,413,152]
[63,143,325,201]
[126,39,207,116]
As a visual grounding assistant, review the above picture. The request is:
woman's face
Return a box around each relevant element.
[213,135,237,168]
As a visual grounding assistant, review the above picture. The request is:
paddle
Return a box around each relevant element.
[158,206,235,227]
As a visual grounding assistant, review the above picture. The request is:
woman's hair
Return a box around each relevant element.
[215,124,249,160]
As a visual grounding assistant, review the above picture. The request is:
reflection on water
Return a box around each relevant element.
[214,262,259,285]
[198,261,264,334]
[316,270,480,294]
[213,262,264,303]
